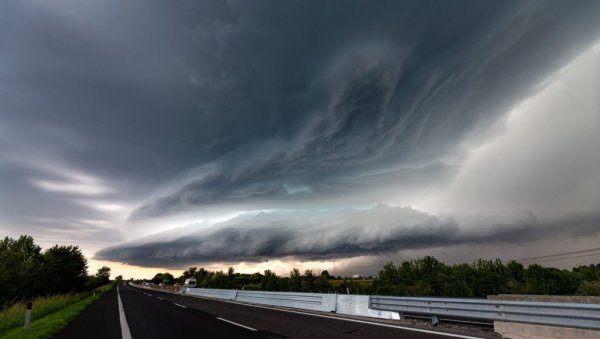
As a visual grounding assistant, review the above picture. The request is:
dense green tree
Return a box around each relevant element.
[0,236,116,308]
[406,280,434,296]
[42,245,88,295]
[87,265,112,289]
[162,272,175,285]
[227,267,236,288]
[96,266,111,282]
[151,273,164,285]
[573,264,600,282]
[0,236,43,306]
[262,270,279,291]
[373,262,404,295]
[277,277,290,291]
[209,271,227,288]
[178,267,198,283]
[194,267,208,285]
[301,270,315,292]
[315,271,332,292]
[289,268,302,292]
[150,272,175,285]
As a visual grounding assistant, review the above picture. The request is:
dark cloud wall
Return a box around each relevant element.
[96,205,600,267]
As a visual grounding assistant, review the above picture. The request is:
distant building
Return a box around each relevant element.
[352,274,363,278]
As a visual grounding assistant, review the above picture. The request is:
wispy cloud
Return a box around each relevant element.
[31,179,112,196]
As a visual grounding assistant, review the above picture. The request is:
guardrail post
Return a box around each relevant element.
[24,300,32,330]
[431,315,439,326]
[333,292,338,313]
[399,312,404,321]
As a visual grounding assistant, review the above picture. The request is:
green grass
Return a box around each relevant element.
[0,283,114,339]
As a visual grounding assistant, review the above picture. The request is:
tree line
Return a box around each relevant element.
[372,256,600,297]
[146,256,600,297]
[149,267,339,293]
[0,236,112,308]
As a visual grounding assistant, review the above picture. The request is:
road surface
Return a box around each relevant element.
[55,284,476,338]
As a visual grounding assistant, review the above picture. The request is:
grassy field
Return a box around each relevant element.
[0,283,114,339]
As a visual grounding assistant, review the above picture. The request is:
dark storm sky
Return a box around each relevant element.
[1,0,599,270]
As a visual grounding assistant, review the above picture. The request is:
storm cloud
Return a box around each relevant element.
[1,1,599,273]
[128,0,600,219]
[96,205,600,267]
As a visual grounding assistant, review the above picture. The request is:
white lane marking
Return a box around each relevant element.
[127,285,471,339]
[186,295,482,339]
[157,297,164,301]
[217,317,258,332]
[117,285,133,339]
[174,303,187,308]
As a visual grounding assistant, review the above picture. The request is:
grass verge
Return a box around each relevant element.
[0,283,114,339]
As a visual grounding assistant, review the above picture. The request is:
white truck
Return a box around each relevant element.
[183,278,196,288]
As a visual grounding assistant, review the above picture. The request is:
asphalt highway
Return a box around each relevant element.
[55,284,476,338]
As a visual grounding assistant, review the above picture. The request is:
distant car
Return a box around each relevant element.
[158,283,164,286]
[184,278,196,288]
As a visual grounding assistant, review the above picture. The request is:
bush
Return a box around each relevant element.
[577,281,600,296]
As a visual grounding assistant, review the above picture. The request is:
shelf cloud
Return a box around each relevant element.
[97,205,600,267]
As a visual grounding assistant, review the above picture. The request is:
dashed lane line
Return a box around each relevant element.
[217,317,258,332]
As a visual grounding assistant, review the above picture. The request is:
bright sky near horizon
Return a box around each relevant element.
[1,1,599,279]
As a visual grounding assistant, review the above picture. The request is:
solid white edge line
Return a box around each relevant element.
[186,294,483,339]
[217,317,258,332]
[128,286,479,339]
[174,303,187,308]
[117,285,133,339]
[230,302,481,339]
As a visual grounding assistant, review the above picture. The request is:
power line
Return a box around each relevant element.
[514,247,600,263]
[520,252,600,264]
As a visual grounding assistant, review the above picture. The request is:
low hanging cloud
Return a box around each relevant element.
[96,205,600,267]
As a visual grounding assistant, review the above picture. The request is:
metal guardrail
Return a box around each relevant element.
[147,284,600,330]
[236,291,336,312]
[185,288,237,300]
[184,288,336,313]
[369,296,600,329]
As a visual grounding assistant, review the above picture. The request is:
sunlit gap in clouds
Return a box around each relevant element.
[415,40,600,217]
